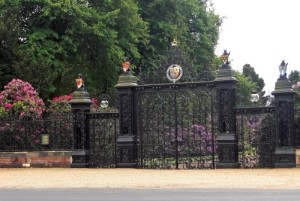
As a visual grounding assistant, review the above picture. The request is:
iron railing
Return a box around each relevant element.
[295,107,300,147]
[0,114,73,151]
[235,107,276,168]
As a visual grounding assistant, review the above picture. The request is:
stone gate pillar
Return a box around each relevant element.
[214,51,239,168]
[272,65,296,168]
[115,62,139,168]
[69,75,92,168]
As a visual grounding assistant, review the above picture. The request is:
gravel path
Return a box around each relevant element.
[1,168,300,189]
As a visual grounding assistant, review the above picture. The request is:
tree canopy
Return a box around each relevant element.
[0,0,148,99]
[242,64,265,92]
[234,70,256,107]
[0,0,222,101]
[137,0,221,80]
[289,70,300,110]
[289,70,300,85]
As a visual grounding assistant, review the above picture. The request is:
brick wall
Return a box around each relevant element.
[296,149,300,168]
[0,151,72,168]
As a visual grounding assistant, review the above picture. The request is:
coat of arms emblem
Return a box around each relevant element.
[166,64,183,83]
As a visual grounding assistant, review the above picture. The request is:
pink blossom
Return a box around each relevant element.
[4,103,13,111]
[53,97,58,102]
[0,79,45,119]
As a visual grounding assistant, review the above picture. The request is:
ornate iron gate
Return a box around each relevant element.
[136,82,217,169]
[235,107,276,168]
[87,112,119,168]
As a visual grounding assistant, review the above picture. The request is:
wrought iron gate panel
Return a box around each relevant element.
[137,90,175,169]
[136,83,217,169]
[235,107,276,168]
[87,112,119,168]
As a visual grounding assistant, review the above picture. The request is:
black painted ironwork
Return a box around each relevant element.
[214,55,239,168]
[119,92,133,136]
[215,86,239,168]
[87,112,119,168]
[295,107,300,147]
[139,43,212,85]
[271,74,297,167]
[72,108,89,150]
[235,107,276,168]
[275,100,295,147]
[136,82,217,169]
[0,114,73,151]
[217,88,236,133]
[116,86,139,168]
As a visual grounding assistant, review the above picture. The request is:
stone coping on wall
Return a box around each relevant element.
[1,149,299,168]
[0,151,72,168]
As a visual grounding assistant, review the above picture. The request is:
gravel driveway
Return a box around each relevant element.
[1,168,300,189]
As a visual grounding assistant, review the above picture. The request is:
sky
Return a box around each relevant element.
[212,0,300,94]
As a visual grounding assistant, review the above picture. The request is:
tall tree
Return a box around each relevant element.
[234,71,257,107]
[289,70,300,110]
[136,0,221,82]
[289,70,300,85]
[1,0,221,100]
[0,0,148,100]
[242,64,265,92]
[0,1,21,89]
[86,0,148,95]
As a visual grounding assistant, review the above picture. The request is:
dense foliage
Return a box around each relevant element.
[47,93,72,114]
[0,0,148,99]
[234,71,256,107]
[137,0,221,79]
[237,64,267,106]
[242,64,265,92]
[289,70,300,110]
[289,70,300,86]
[0,0,221,100]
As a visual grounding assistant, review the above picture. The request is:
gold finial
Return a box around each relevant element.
[220,50,230,64]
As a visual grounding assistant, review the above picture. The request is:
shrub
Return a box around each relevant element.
[47,94,72,114]
[0,79,45,150]
[0,79,45,119]
[163,124,216,155]
[91,97,99,112]
[47,94,100,113]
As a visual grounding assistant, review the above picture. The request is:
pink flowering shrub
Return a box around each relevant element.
[47,94,72,114]
[91,97,99,112]
[0,79,45,150]
[47,94,99,113]
[0,79,45,119]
